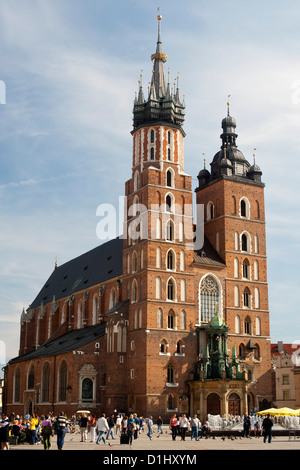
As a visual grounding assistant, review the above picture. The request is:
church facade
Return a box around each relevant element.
[3,16,273,421]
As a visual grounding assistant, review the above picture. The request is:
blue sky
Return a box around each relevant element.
[0,0,299,366]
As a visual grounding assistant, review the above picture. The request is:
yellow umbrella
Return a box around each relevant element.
[256,408,279,416]
[275,407,299,416]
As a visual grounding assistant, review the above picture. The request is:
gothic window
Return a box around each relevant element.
[167,278,176,301]
[176,341,184,354]
[180,251,185,271]
[234,258,239,278]
[168,130,171,145]
[240,197,250,218]
[92,295,98,325]
[168,310,175,329]
[42,362,50,403]
[166,194,173,212]
[82,378,93,401]
[241,233,250,252]
[254,287,260,309]
[109,289,116,309]
[167,364,175,383]
[256,200,260,219]
[28,364,35,390]
[166,220,174,241]
[235,232,239,250]
[200,275,220,322]
[232,195,237,215]
[234,285,240,307]
[14,367,21,403]
[77,300,83,329]
[156,247,161,268]
[157,308,163,328]
[235,315,241,334]
[150,147,155,160]
[168,394,174,410]
[134,171,139,192]
[167,249,175,270]
[160,339,168,354]
[180,310,186,329]
[151,129,155,144]
[167,148,171,160]
[132,280,138,303]
[255,317,261,336]
[242,259,250,279]
[254,235,259,254]
[254,260,259,280]
[156,277,161,299]
[58,360,67,402]
[243,287,250,308]
[180,279,186,301]
[244,316,252,335]
[132,251,138,272]
[207,201,214,221]
[166,169,173,187]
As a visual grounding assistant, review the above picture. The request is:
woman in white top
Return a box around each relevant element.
[179,414,189,441]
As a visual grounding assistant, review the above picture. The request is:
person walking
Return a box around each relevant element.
[41,414,52,450]
[79,413,89,442]
[55,411,68,450]
[170,414,178,441]
[106,414,116,440]
[0,413,11,450]
[262,414,273,443]
[29,413,40,445]
[190,414,200,441]
[146,416,153,440]
[157,416,163,435]
[179,414,189,441]
[89,413,96,443]
[96,414,111,446]
[127,414,135,446]
[115,415,122,435]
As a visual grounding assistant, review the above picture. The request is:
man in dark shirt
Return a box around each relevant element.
[262,414,273,443]
[55,411,68,450]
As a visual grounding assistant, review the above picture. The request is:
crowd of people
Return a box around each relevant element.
[0,409,276,450]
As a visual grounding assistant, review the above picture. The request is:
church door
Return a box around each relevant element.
[207,393,220,415]
[228,393,240,415]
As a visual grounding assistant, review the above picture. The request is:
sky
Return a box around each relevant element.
[0,0,300,367]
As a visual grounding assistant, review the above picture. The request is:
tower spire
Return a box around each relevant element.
[150,13,167,99]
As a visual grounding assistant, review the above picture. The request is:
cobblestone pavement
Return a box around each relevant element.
[7,426,300,452]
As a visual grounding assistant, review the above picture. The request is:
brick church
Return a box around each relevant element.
[3,16,273,421]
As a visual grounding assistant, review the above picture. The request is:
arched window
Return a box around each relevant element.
[176,341,184,354]
[168,394,174,410]
[200,275,220,322]
[167,249,175,270]
[234,258,239,278]
[242,259,250,279]
[82,378,93,401]
[132,280,138,303]
[133,195,139,216]
[243,287,250,308]
[134,171,139,192]
[232,195,237,215]
[156,217,162,239]
[167,148,171,160]
[156,247,161,268]
[180,279,186,301]
[132,251,138,272]
[157,308,163,328]
[150,147,155,160]
[42,362,50,403]
[160,339,168,354]
[235,232,239,250]
[166,194,173,212]
[150,129,155,144]
[77,300,83,329]
[254,260,259,280]
[180,310,186,329]
[167,278,176,301]
[240,197,250,218]
[109,289,116,309]
[234,285,240,307]
[235,315,241,334]
[254,287,260,309]
[256,200,260,219]
[168,310,175,329]
[166,169,173,187]
[92,295,98,325]
[255,317,261,336]
[241,232,250,252]
[167,364,175,383]
[28,364,35,390]
[180,251,185,271]
[166,220,174,241]
[156,277,161,299]
[244,316,252,335]
[168,130,171,145]
[58,360,67,402]
[14,367,21,403]
[207,201,214,221]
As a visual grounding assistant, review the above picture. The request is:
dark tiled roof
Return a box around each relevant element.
[30,237,123,309]
[194,237,226,267]
[8,322,107,364]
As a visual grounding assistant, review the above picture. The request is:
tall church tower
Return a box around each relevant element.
[195,101,273,411]
[123,15,196,414]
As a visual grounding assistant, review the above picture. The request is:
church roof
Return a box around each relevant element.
[8,322,107,364]
[30,237,123,309]
[194,237,226,267]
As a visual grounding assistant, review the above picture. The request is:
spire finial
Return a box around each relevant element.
[202,153,206,168]
[227,94,231,116]
[253,148,257,165]
[55,256,58,269]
